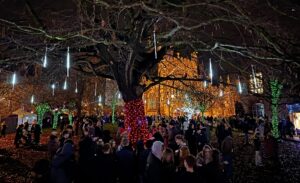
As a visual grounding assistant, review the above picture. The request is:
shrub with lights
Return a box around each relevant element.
[35,103,51,127]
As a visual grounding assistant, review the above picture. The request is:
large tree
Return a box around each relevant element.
[0,0,299,141]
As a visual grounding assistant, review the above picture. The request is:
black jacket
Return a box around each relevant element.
[145,152,162,183]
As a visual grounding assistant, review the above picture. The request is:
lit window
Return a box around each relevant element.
[249,72,263,94]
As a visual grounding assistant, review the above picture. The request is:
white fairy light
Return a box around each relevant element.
[167,99,170,105]
[11,72,16,90]
[51,84,55,96]
[238,76,242,94]
[98,95,102,104]
[63,79,67,90]
[43,47,47,68]
[209,58,213,84]
[75,81,78,93]
[30,95,34,104]
[153,30,157,59]
[94,82,97,96]
[203,80,207,88]
[219,89,224,97]
[66,47,70,77]
[251,65,257,90]
[171,94,175,98]
[118,92,121,99]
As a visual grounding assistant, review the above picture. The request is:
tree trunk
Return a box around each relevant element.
[113,64,149,143]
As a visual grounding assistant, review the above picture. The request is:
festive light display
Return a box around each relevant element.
[238,76,242,94]
[43,47,47,68]
[52,110,61,129]
[124,99,150,143]
[98,95,102,104]
[153,30,157,59]
[209,58,213,84]
[270,80,283,139]
[51,84,55,96]
[35,103,50,127]
[251,65,258,89]
[75,81,78,93]
[66,47,70,77]
[203,80,207,88]
[11,72,16,90]
[30,95,35,104]
[94,82,97,96]
[219,89,224,97]
[63,79,67,90]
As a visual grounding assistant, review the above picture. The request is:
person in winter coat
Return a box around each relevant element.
[0,121,7,137]
[145,141,164,183]
[51,135,75,183]
[92,143,116,183]
[14,124,24,148]
[221,133,234,181]
[139,140,153,183]
[116,137,135,183]
[77,130,97,183]
[32,121,42,145]
[47,132,59,160]
[216,121,226,149]
[185,124,197,155]
[177,155,198,183]
[161,148,176,183]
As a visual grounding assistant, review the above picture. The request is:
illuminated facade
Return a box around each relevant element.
[143,52,240,118]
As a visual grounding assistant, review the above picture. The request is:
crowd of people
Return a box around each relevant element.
[1,114,286,183]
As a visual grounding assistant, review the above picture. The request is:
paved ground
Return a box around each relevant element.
[0,130,299,183]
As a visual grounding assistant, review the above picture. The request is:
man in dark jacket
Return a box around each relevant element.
[51,135,75,183]
[92,143,116,183]
[146,141,164,183]
[32,122,42,145]
[139,140,153,183]
[116,138,135,183]
[216,121,226,149]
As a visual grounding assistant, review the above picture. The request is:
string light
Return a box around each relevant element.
[270,80,283,139]
[63,79,67,90]
[124,99,150,143]
[171,94,175,98]
[30,95,34,104]
[238,76,242,94]
[94,82,97,96]
[11,72,16,90]
[203,80,207,88]
[209,58,213,84]
[167,99,170,105]
[153,30,157,59]
[66,47,70,77]
[118,92,121,99]
[75,81,78,93]
[251,65,257,90]
[219,89,224,97]
[51,84,55,96]
[98,95,102,104]
[43,47,47,68]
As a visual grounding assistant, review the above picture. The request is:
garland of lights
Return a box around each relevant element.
[52,110,61,129]
[35,103,51,127]
[270,80,283,139]
[124,99,150,143]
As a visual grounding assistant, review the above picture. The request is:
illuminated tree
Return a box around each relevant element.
[270,79,283,139]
